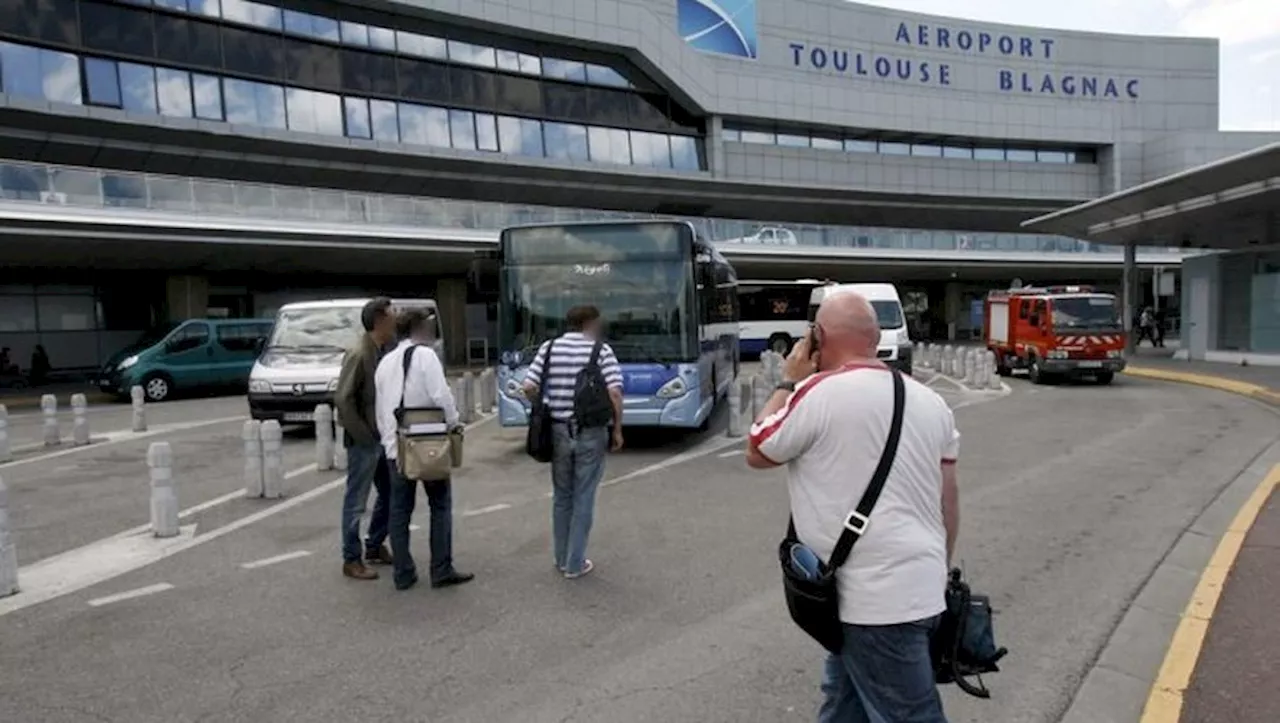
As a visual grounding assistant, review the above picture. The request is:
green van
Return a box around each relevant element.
[97,318,275,402]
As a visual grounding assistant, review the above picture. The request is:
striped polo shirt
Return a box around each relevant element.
[524,332,624,421]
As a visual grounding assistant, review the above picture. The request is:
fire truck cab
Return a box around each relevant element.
[985,285,1127,385]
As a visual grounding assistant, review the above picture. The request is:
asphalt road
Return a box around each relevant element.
[0,372,1276,723]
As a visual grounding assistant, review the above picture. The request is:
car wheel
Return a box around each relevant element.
[142,373,173,402]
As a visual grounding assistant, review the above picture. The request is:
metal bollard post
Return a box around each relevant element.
[243,420,264,498]
[726,375,744,438]
[314,404,334,472]
[332,411,347,471]
[0,475,18,597]
[987,351,1003,390]
[0,405,10,464]
[462,372,477,424]
[71,393,90,446]
[130,385,147,432]
[41,394,59,447]
[148,441,179,538]
[260,420,284,499]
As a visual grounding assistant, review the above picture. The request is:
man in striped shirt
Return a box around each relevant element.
[522,305,625,579]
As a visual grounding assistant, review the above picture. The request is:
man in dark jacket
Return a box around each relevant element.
[335,298,397,580]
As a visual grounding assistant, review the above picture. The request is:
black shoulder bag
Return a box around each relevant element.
[777,368,905,654]
[526,340,556,463]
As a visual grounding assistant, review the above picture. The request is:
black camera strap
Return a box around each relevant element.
[788,367,906,575]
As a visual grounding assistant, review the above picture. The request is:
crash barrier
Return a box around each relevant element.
[332,411,347,471]
[314,404,334,472]
[41,394,59,447]
[260,421,284,499]
[0,405,10,463]
[131,385,147,432]
[0,475,17,597]
[148,441,179,538]
[987,351,1002,391]
[71,393,90,446]
[242,420,264,498]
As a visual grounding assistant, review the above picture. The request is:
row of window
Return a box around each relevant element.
[723,127,1097,164]
[2,0,635,90]
[1,1,696,134]
[0,43,704,170]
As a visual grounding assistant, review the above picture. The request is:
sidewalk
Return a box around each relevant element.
[1125,349,1280,407]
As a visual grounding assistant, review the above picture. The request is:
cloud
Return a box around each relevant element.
[1249,47,1280,64]
[1170,0,1280,45]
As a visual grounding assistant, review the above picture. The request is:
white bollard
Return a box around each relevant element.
[751,374,772,419]
[332,411,347,471]
[726,375,744,438]
[939,347,950,376]
[71,393,90,446]
[314,404,334,472]
[0,475,18,597]
[962,350,976,386]
[462,372,477,424]
[972,351,988,389]
[987,351,1003,390]
[921,344,932,369]
[243,420,264,498]
[0,405,10,463]
[260,420,284,499]
[41,394,59,447]
[148,442,179,538]
[130,385,147,432]
[477,368,495,413]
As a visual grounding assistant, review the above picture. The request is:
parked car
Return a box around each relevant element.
[97,319,274,402]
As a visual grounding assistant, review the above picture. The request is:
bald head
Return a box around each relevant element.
[814,292,880,366]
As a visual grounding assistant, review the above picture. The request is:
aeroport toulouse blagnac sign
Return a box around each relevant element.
[791,23,1140,99]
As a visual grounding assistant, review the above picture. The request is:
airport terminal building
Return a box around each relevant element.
[0,0,1275,369]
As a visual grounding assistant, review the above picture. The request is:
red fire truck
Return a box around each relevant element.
[984,285,1127,385]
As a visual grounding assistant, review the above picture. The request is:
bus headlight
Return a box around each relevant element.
[248,379,271,393]
[656,377,687,399]
[504,378,523,398]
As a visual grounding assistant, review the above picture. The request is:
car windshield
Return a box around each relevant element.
[1052,296,1121,329]
[267,307,363,350]
[871,301,904,329]
[132,322,180,350]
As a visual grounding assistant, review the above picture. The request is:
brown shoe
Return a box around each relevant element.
[365,545,393,566]
[342,562,378,580]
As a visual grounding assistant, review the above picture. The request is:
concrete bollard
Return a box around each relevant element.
[751,374,772,419]
[148,442,179,538]
[920,344,932,369]
[987,351,1003,390]
[938,347,950,376]
[0,405,10,464]
[242,420,264,498]
[41,394,59,447]
[260,420,284,499]
[130,385,147,432]
[726,375,744,438]
[462,372,477,424]
[71,393,90,446]
[332,411,347,471]
[962,350,976,386]
[971,351,988,389]
[0,475,18,597]
[477,368,496,413]
[314,405,334,472]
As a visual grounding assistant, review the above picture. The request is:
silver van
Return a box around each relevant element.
[247,298,443,423]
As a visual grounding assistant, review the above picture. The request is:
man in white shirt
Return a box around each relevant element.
[375,308,474,592]
[746,291,960,723]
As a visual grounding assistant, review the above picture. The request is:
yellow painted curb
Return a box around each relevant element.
[1124,366,1278,405]
[1138,463,1280,723]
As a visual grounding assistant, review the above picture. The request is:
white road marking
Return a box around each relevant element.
[87,583,174,607]
[717,449,743,458]
[602,434,741,489]
[240,550,312,570]
[0,415,248,470]
[0,416,493,618]
[462,503,511,517]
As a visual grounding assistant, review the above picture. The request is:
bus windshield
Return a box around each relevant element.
[499,223,695,363]
[1052,296,1121,330]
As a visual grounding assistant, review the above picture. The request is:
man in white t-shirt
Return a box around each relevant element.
[747,291,960,723]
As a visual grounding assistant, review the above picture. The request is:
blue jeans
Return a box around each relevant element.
[387,461,455,587]
[818,617,947,723]
[340,442,390,563]
[551,423,608,575]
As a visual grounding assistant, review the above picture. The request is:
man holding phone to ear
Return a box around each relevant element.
[746,291,961,723]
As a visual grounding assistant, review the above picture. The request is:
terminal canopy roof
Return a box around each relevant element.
[1021,142,1280,249]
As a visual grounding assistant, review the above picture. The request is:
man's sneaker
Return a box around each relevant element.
[430,571,476,589]
[342,562,378,580]
[564,560,594,580]
[365,545,393,566]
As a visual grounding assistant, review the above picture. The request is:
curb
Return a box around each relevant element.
[1123,367,1280,407]
[1058,438,1280,723]
[0,390,115,411]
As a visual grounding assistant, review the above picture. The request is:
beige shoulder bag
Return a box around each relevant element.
[394,345,460,481]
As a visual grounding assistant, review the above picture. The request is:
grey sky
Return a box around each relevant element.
[860,0,1280,130]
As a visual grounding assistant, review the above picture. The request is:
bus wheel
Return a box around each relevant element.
[768,334,792,355]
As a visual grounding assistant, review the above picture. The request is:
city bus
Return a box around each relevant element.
[493,220,739,429]
[737,278,825,357]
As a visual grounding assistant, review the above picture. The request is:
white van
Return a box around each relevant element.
[808,283,913,374]
[247,298,443,423]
